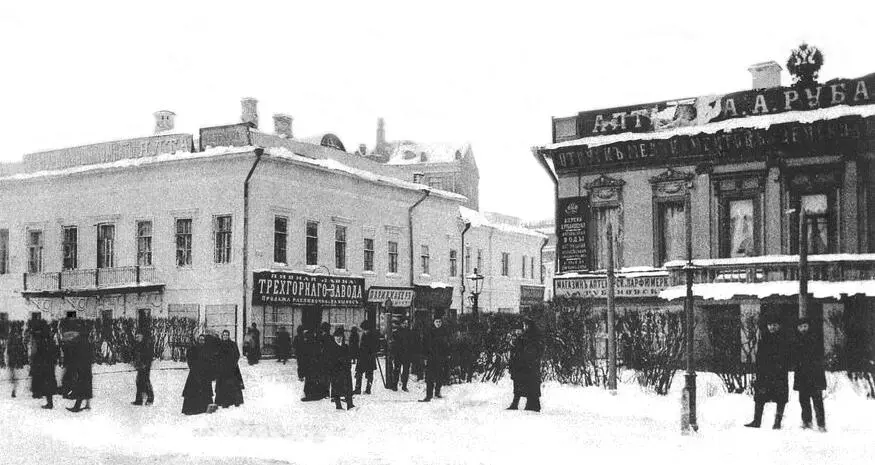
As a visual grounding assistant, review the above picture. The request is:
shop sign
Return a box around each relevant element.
[520,285,545,307]
[23,134,193,171]
[556,196,589,273]
[252,271,365,307]
[554,275,669,299]
[367,287,415,307]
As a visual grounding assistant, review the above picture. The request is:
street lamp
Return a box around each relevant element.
[467,267,484,320]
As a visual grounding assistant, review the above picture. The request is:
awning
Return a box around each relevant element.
[659,280,875,301]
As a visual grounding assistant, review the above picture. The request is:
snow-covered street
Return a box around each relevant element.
[1,361,873,465]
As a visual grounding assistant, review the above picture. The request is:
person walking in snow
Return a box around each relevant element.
[507,317,543,412]
[215,330,244,408]
[745,315,790,429]
[182,334,214,415]
[246,323,261,365]
[793,317,827,431]
[293,326,307,382]
[65,329,93,413]
[419,315,450,402]
[327,326,355,410]
[131,331,154,406]
[5,321,27,398]
[275,326,292,364]
[348,326,360,363]
[28,317,58,409]
[390,326,413,392]
[354,321,379,395]
[316,322,333,399]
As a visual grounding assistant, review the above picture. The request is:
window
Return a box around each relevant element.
[449,249,457,277]
[137,221,152,266]
[0,229,8,274]
[657,202,686,264]
[306,221,318,265]
[175,218,193,267]
[592,207,620,270]
[388,241,399,273]
[27,230,43,273]
[530,256,535,279]
[727,200,754,258]
[214,216,232,264]
[521,255,526,278]
[477,248,483,274]
[801,194,830,254]
[335,225,347,269]
[714,174,763,259]
[363,238,375,272]
[61,226,78,270]
[785,169,841,255]
[97,224,115,269]
[420,245,430,274]
[465,246,471,274]
[501,252,509,276]
[274,216,288,264]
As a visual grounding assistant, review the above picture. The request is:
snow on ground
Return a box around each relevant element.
[1,361,873,465]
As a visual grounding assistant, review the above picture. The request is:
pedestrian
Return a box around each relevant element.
[293,326,307,382]
[65,329,93,413]
[419,315,449,402]
[507,317,543,412]
[246,323,261,365]
[275,326,292,364]
[327,326,354,410]
[131,331,154,406]
[300,329,323,401]
[6,321,27,398]
[745,315,790,429]
[182,334,214,415]
[28,317,57,409]
[348,326,360,363]
[390,326,413,392]
[316,322,333,399]
[793,317,827,431]
[410,322,424,381]
[215,330,245,408]
[354,321,378,395]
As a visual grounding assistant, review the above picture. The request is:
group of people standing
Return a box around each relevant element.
[24,317,93,412]
[746,315,828,431]
[181,329,245,415]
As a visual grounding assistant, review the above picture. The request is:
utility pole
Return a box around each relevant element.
[682,189,698,433]
[606,222,617,393]
[798,211,809,319]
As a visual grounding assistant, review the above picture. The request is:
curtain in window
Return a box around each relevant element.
[728,200,754,258]
[594,207,620,270]
[660,203,685,263]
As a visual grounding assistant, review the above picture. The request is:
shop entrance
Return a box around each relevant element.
[301,306,322,332]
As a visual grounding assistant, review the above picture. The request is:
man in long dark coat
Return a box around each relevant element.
[29,318,57,409]
[293,326,307,381]
[215,330,244,408]
[316,322,333,399]
[246,323,261,365]
[131,331,154,406]
[66,330,93,413]
[6,320,28,398]
[354,321,378,394]
[348,326,360,363]
[301,329,325,401]
[327,327,355,410]
[275,326,292,364]
[507,318,543,412]
[793,317,827,431]
[419,315,449,402]
[390,326,413,392]
[182,335,214,415]
[745,316,790,429]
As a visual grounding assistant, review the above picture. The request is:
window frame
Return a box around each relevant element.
[501,252,509,277]
[62,226,78,271]
[585,174,625,271]
[420,245,430,275]
[305,221,319,266]
[274,216,288,264]
[175,218,193,268]
[449,249,457,277]
[0,229,8,274]
[712,173,765,259]
[388,240,399,273]
[97,223,115,269]
[334,224,347,270]
[785,167,842,255]
[363,237,375,272]
[27,229,43,273]
[136,220,153,267]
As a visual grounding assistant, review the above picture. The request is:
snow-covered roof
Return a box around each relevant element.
[663,253,875,268]
[386,141,470,165]
[459,206,547,239]
[660,280,875,301]
[544,103,875,151]
[265,147,467,202]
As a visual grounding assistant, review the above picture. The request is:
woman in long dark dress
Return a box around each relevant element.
[182,335,214,415]
[215,330,244,408]
[66,330,93,412]
[29,318,58,409]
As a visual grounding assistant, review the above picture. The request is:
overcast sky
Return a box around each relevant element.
[1,0,873,221]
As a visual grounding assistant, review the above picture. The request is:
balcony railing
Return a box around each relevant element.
[23,266,160,292]
[664,254,875,286]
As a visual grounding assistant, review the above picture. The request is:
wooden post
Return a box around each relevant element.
[798,212,809,319]
[606,222,617,393]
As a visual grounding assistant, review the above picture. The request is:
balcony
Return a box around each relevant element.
[661,254,875,300]
[23,266,163,294]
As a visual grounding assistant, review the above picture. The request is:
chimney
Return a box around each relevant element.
[241,97,258,128]
[748,61,783,89]
[273,114,293,138]
[153,110,176,134]
[376,117,386,147]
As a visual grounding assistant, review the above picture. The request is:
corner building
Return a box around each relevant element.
[535,61,875,366]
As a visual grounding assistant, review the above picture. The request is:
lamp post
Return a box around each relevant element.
[467,268,484,321]
[682,186,698,433]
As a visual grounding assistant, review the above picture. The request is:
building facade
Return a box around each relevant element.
[535,60,875,365]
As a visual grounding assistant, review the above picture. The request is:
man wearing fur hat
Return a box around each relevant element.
[745,314,790,429]
[419,314,450,402]
[327,326,355,410]
[793,317,827,431]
